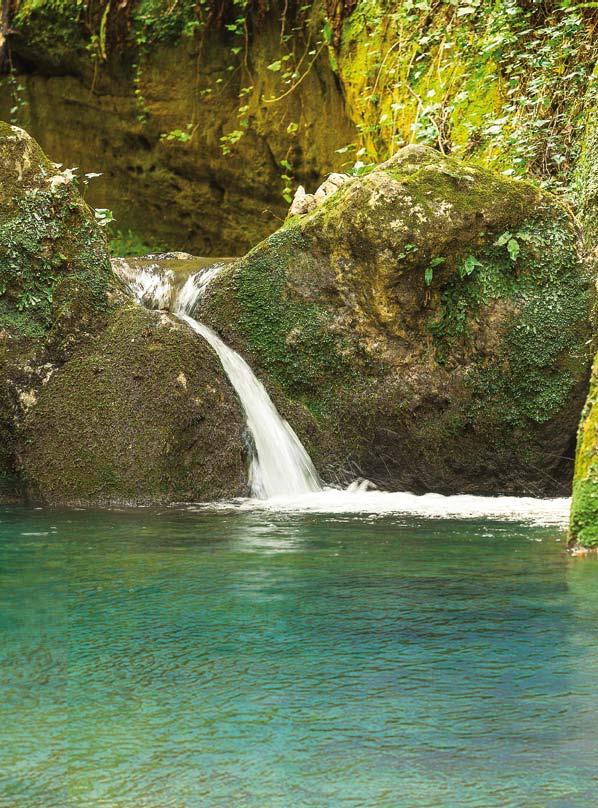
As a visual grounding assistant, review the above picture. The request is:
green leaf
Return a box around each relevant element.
[507,238,520,261]
[424,266,434,286]
[429,256,446,267]
[494,231,512,247]
[460,255,483,277]
[322,20,333,43]
[267,60,282,72]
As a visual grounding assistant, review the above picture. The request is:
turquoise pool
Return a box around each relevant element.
[1,505,596,806]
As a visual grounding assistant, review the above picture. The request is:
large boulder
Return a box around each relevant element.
[21,306,247,506]
[0,121,115,348]
[0,122,246,505]
[198,145,594,496]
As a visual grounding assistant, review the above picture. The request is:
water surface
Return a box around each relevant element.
[1,505,596,807]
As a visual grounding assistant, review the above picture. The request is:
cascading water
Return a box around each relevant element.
[174,272,322,498]
[112,257,570,520]
[112,258,175,310]
[113,257,321,499]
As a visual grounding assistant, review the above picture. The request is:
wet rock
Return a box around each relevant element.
[0,122,246,505]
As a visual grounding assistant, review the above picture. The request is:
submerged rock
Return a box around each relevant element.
[199,145,594,496]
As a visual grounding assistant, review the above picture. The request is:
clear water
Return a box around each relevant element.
[1,505,597,807]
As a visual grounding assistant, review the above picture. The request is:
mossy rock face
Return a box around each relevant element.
[0,121,114,344]
[1,122,248,507]
[21,306,247,506]
[0,6,355,256]
[570,350,598,547]
[0,121,117,499]
[199,145,593,495]
[576,66,598,255]
[570,82,598,547]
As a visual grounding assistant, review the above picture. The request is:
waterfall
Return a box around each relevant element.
[113,257,322,498]
[174,271,322,498]
[112,258,175,310]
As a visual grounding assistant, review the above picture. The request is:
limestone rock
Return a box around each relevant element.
[289,174,351,217]
[199,145,593,496]
[289,185,316,216]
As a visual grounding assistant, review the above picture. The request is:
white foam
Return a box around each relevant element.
[188,488,570,526]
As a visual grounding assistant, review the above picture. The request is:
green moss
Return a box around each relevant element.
[230,228,363,412]
[11,1,88,64]
[336,0,597,191]
[570,352,598,547]
[431,208,590,433]
[574,66,598,250]
[203,145,591,495]
[22,305,246,505]
[0,123,113,343]
[109,228,164,257]
[132,0,202,44]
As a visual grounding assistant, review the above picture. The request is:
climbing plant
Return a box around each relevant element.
[1,0,597,199]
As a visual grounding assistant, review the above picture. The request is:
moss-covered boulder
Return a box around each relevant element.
[21,306,247,506]
[570,351,598,547]
[0,121,246,505]
[0,121,114,344]
[570,92,598,548]
[198,145,593,495]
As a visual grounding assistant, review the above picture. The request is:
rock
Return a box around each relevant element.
[0,122,116,347]
[289,174,351,217]
[570,349,598,547]
[313,173,350,202]
[570,94,598,547]
[0,5,355,255]
[198,145,594,496]
[0,121,117,499]
[289,186,316,216]
[0,2,594,257]
[0,122,246,505]
[21,306,247,506]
